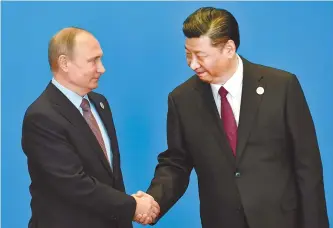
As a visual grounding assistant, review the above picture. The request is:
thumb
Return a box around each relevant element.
[136,190,146,197]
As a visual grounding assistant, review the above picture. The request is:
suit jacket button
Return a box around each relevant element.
[235,171,241,177]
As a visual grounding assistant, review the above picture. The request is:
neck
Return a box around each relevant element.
[53,73,88,97]
[214,55,239,84]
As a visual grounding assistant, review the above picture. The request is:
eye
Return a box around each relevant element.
[90,57,99,64]
[90,56,101,61]
[198,55,208,61]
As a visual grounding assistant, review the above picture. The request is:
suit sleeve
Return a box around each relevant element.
[147,94,194,223]
[21,112,137,222]
[285,75,329,228]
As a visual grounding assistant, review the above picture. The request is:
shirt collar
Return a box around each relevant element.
[52,77,90,110]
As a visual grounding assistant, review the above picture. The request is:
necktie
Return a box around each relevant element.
[80,98,110,163]
[219,86,237,156]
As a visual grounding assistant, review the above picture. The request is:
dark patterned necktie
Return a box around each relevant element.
[80,98,109,162]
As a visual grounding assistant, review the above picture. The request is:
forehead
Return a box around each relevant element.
[185,36,215,52]
[73,32,103,57]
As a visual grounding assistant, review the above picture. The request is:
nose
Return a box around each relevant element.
[189,57,200,71]
[98,61,106,74]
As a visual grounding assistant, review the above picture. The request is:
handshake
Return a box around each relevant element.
[132,191,160,225]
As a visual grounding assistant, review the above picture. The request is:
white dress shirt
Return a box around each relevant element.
[210,54,243,126]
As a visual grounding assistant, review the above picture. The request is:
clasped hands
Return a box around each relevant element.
[132,191,160,225]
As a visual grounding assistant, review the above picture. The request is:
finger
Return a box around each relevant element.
[152,201,160,210]
[136,190,145,197]
[150,211,158,220]
[143,216,153,225]
[139,213,148,224]
[152,206,160,215]
[134,213,142,221]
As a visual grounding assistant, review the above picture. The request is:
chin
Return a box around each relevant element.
[198,75,214,84]
[90,82,98,89]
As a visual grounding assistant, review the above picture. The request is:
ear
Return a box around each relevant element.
[58,55,69,72]
[224,40,236,58]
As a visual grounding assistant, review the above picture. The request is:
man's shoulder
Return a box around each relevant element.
[24,87,51,117]
[169,75,198,98]
[244,57,295,81]
[22,88,58,129]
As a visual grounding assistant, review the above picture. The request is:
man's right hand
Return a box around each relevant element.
[132,191,160,225]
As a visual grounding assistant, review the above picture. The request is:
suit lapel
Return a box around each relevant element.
[236,57,265,163]
[194,78,236,168]
[46,83,114,178]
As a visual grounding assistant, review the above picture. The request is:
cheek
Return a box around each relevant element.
[90,63,97,71]
[211,58,226,73]
[201,59,214,72]
[81,65,96,77]
[68,68,81,82]
[89,65,98,75]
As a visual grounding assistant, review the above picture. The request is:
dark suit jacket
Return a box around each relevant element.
[147,57,329,228]
[22,83,136,228]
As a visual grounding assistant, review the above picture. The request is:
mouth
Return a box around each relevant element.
[196,71,206,76]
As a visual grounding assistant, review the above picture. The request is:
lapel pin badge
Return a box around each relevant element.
[256,86,264,95]
[100,102,105,109]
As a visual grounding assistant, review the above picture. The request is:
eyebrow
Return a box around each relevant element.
[88,53,103,61]
[185,46,206,54]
